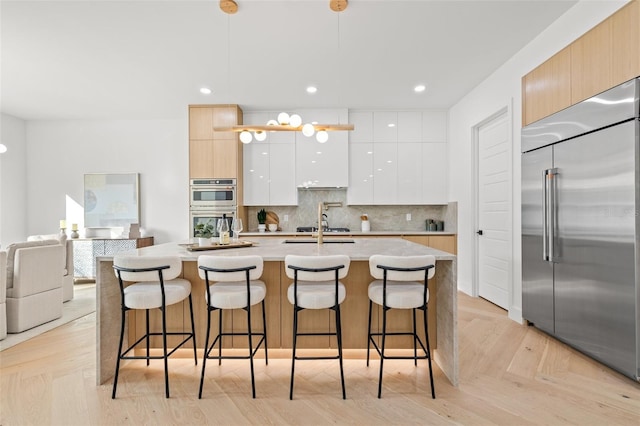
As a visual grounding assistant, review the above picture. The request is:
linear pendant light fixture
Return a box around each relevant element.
[214,113,354,144]
[217,1,351,143]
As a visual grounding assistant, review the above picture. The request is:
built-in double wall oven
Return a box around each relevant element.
[189,178,236,238]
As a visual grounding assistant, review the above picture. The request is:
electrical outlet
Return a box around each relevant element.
[283,215,289,222]
[406,213,411,221]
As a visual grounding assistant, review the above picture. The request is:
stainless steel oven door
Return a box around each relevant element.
[189,209,236,238]
[190,184,236,208]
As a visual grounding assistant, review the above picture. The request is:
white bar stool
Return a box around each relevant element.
[197,255,268,399]
[112,255,197,399]
[285,254,350,400]
[367,254,436,398]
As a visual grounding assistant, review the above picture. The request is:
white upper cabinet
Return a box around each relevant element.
[243,142,270,206]
[373,143,398,204]
[347,109,448,205]
[295,109,349,188]
[373,112,398,143]
[397,111,422,142]
[347,143,374,204]
[422,142,448,204]
[397,143,423,203]
[349,111,373,143]
[269,143,297,205]
[243,112,297,206]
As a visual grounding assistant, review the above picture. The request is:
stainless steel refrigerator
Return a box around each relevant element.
[521,77,639,381]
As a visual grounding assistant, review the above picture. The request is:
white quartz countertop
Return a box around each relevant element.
[101,237,456,262]
[242,231,456,236]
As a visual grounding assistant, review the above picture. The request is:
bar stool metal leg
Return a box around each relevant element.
[423,306,436,399]
[289,306,299,400]
[335,304,346,400]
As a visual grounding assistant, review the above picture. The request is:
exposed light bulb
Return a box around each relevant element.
[277,112,290,125]
[302,123,315,137]
[266,119,278,126]
[254,131,267,141]
[239,131,253,144]
[316,130,329,143]
[289,114,302,127]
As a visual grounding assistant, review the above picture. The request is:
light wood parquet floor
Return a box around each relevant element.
[1,292,639,425]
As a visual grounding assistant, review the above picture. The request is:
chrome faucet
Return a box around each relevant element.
[317,202,323,244]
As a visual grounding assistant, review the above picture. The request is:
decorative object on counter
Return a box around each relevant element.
[215,111,354,145]
[361,214,370,232]
[186,240,254,251]
[268,224,278,232]
[70,223,79,239]
[128,223,141,238]
[217,214,230,245]
[194,220,214,246]
[426,219,437,232]
[59,219,67,236]
[257,209,267,232]
[265,211,280,231]
[436,221,444,231]
[231,218,243,242]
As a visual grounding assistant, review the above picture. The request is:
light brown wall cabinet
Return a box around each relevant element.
[522,0,640,126]
[188,105,243,179]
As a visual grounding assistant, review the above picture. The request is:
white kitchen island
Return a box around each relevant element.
[96,237,458,386]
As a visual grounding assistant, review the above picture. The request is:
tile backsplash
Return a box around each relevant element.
[246,190,457,233]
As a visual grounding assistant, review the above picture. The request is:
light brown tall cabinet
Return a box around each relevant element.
[188,104,246,222]
[522,0,640,125]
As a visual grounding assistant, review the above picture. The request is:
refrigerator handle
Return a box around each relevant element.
[542,169,549,261]
[548,168,558,263]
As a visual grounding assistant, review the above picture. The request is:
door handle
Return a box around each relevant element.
[476,230,483,236]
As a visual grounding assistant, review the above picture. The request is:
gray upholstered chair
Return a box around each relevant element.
[112,255,197,399]
[197,255,268,399]
[284,254,350,400]
[367,254,436,398]
[28,233,74,302]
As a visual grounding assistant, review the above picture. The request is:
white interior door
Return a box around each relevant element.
[477,110,511,309]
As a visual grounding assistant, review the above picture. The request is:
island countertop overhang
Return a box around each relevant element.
[98,237,457,262]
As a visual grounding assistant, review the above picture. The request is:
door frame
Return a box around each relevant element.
[471,103,513,310]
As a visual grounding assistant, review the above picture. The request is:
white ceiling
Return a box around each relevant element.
[1,0,578,121]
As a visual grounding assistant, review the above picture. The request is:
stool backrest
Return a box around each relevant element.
[113,255,182,282]
[197,255,263,281]
[284,255,350,281]
[369,255,436,281]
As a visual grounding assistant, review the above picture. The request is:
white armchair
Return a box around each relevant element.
[28,233,74,302]
[0,251,7,340]
[4,240,64,333]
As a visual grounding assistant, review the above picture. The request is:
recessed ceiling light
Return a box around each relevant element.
[306,86,317,94]
[200,87,212,94]
[414,84,426,93]
[388,123,395,128]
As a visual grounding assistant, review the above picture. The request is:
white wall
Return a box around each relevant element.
[0,113,28,246]
[25,119,189,244]
[448,0,629,322]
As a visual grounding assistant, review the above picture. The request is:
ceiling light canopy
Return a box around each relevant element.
[220,1,347,15]
[218,112,354,144]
